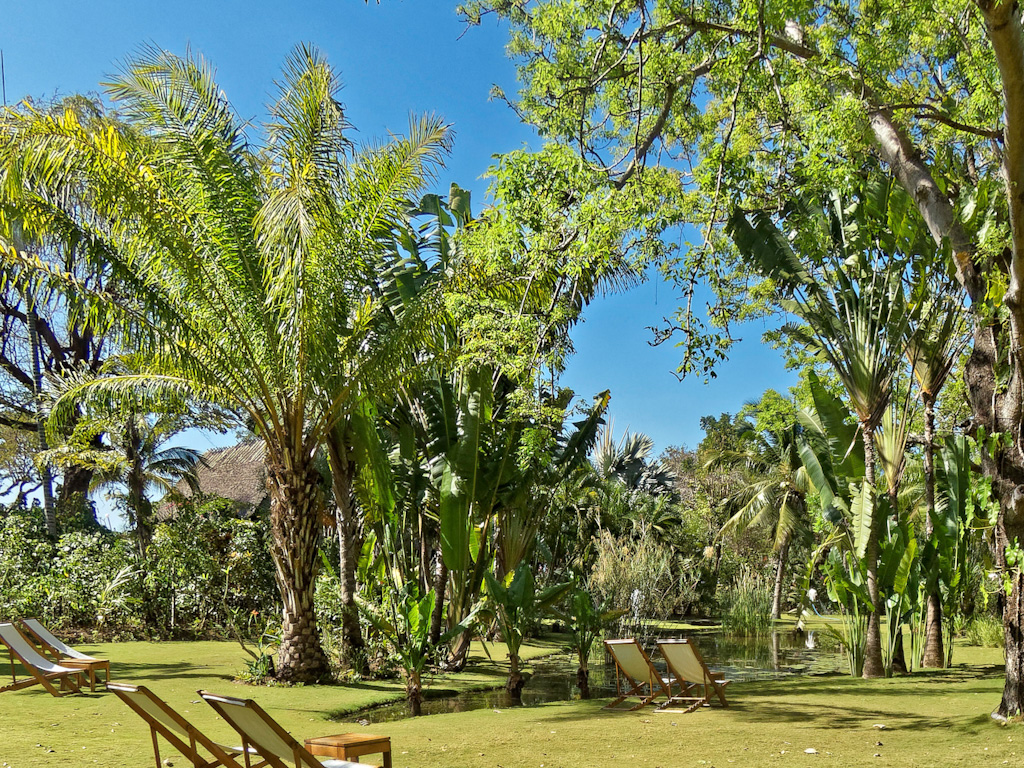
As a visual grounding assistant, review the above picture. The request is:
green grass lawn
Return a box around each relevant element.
[0,637,1017,767]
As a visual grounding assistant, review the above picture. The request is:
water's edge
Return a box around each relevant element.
[338,629,844,723]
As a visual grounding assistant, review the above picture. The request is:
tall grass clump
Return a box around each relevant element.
[963,613,1004,648]
[720,568,772,636]
[589,531,675,642]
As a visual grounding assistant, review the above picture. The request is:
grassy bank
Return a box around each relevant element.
[0,639,1016,767]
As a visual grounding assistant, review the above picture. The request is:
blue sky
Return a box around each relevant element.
[2,0,796,464]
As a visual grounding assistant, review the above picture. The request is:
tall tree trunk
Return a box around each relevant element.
[326,435,366,671]
[870,44,1024,715]
[921,392,945,668]
[266,448,330,683]
[771,539,789,621]
[27,306,56,538]
[428,555,447,646]
[862,426,885,679]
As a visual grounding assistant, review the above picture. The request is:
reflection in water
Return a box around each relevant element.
[340,629,844,723]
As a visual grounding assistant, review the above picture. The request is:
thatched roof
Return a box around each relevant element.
[159,440,268,520]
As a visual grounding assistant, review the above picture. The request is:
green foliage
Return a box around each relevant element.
[552,584,623,673]
[962,614,1004,648]
[0,497,277,638]
[482,564,570,671]
[589,530,677,639]
[720,569,773,637]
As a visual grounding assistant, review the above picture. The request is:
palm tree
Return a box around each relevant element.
[905,296,968,667]
[0,46,450,681]
[708,425,813,619]
[730,198,910,678]
[42,409,202,555]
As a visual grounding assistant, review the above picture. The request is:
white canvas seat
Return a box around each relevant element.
[20,618,110,691]
[0,622,85,697]
[656,638,730,713]
[199,690,375,768]
[109,683,246,768]
[603,638,678,711]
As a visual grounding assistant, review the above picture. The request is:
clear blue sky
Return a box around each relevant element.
[2,0,796,463]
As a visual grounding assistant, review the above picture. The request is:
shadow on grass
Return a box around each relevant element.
[109,659,236,682]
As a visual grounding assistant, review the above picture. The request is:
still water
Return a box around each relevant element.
[339,629,844,723]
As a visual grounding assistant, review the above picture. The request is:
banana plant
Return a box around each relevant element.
[933,434,974,667]
[481,563,571,702]
[358,583,478,716]
[551,585,623,698]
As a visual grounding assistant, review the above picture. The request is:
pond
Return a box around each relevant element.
[338,628,845,723]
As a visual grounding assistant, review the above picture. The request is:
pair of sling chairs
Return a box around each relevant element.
[0,619,110,696]
[604,638,730,714]
[109,683,376,768]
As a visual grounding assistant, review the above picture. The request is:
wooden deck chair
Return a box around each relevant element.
[198,690,375,768]
[109,683,246,768]
[0,622,85,697]
[655,639,730,713]
[20,618,111,691]
[603,638,677,711]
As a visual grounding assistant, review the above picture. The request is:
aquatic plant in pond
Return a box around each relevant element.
[552,585,623,698]
[720,568,773,637]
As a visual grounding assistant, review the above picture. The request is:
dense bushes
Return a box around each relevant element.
[0,497,278,638]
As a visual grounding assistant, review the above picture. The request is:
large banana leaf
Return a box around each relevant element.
[851,481,875,559]
[349,396,396,513]
[726,207,812,291]
[439,365,493,571]
[805,370,865,478]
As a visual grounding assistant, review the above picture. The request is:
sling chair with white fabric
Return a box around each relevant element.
[655,638,730,713]
[20,617,110,691]
[603,638,677,711]
[198,690,375,768]
[109,683,246,768]
[0,622,85,697]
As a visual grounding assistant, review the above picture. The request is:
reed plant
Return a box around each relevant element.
[720,568,773,637]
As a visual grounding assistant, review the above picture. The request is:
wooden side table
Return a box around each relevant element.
[305,733,392,768]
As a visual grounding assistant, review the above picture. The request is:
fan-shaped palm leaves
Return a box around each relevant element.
[0,45,450,681]
[42,409,202,555]
[729,190,912,677]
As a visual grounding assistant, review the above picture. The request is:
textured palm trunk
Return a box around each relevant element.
[126,420,152,558]
[267,449,330,683]
[920,393,945,668]
[862,428,885,679]
[327,437,366,670]
[771,539,789,621]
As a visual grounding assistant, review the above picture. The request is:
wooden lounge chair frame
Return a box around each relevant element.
[198,690,373,768]
[655,638,730,713]
[19,617,111,691]
[0,622,85,697]
[109,683,246,768]
[603,638,678,711]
